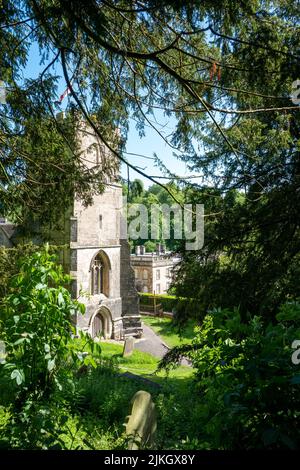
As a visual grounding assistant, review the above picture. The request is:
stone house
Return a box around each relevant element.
[131,244,181,294]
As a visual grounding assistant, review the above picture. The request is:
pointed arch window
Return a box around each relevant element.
[90,251,110,296]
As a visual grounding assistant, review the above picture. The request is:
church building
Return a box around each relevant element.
[0,121,142,341]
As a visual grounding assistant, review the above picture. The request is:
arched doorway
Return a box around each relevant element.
[90,307,112,339]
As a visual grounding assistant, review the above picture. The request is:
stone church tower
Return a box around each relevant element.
[0,119,142,340]
[68,122,142,340]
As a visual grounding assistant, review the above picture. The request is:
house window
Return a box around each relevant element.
[156,284,160,294]
[90,251,110,296]
[156,269,160,280]
[99,214,102,229]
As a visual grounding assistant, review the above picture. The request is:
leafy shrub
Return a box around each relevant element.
[185,304,300,449]
[0,247,205,450]
[0,247,101,448]
[0,244,60,299]
[0,246,86,397]
[0,405,11,448]
[139,293,196,316]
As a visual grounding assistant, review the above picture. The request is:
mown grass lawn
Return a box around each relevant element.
[141,315,198,349]
[99,341,194,382]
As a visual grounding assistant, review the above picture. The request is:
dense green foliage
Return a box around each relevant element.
[0,249,199,450]
[1,0,299,317]
[160,303,300,449]
[126,180,185,252]
[0,249,299,450]
[139,293,177,312]
[0,244,61,298]
[1,0,300,452]
[0,248,83,393]
[0,248,100,448]
[174,185,300,320]
[139,293,199,323]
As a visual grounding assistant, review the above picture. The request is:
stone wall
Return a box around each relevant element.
[9,119,142,341]
[120,239,142,337]
[68,122,141,339]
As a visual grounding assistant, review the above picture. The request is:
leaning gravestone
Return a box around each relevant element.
[123,336,135,357]
[124,390,157,450]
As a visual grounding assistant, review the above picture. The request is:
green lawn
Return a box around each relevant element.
[99,341,193,381]
[141,315,198,348]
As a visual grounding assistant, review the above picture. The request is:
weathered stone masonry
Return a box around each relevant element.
[0,121,142,340]
[68,123,142,340]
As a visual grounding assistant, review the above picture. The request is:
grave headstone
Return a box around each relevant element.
[124,390,157,450]
[123,336,135,357]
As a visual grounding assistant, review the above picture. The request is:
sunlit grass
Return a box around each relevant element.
[141,315,198,348]
[99,341,194,380]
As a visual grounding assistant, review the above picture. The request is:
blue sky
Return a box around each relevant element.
[23,42,197,188]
